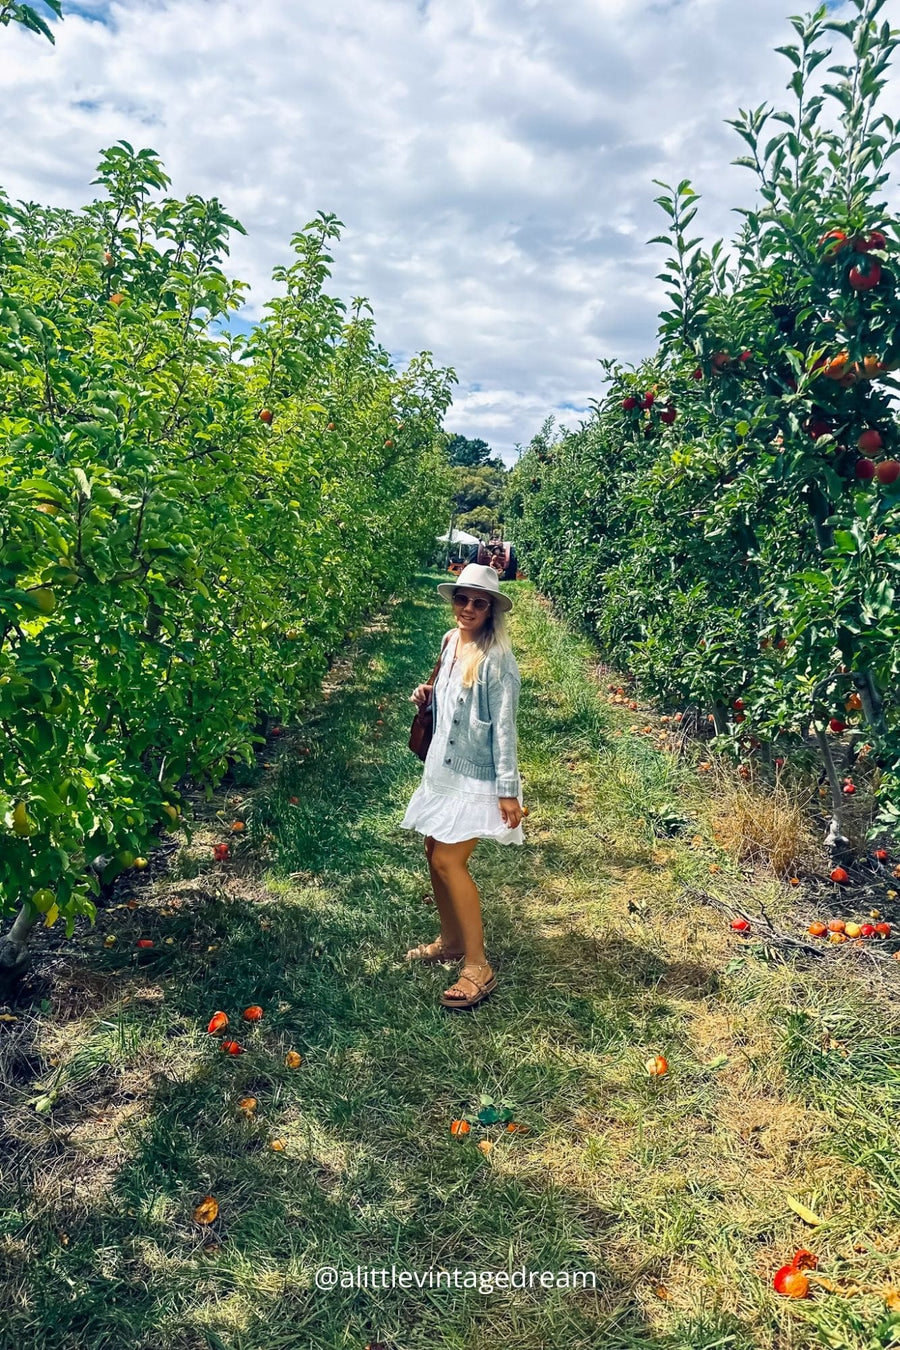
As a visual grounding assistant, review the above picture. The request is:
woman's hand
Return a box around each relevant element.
[498,797,523,829]
[410,683,432,707]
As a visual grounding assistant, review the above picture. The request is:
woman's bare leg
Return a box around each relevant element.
[406,836,465,958]
[426,835,467,953]
[428,839,493,997]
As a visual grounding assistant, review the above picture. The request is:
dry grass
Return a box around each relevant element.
[705,762,828,879]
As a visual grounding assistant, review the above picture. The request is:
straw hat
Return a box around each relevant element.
[436,562,513,612]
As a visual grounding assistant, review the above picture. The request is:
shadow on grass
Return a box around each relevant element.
[0,575,759,1350]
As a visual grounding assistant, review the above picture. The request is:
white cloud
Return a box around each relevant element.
[0,0,892,461]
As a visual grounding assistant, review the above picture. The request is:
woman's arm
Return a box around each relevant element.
[486,656,521,798]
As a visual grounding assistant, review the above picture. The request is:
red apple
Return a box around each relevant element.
[848,259,882,291]
[259,409,273,424]
[818,229,848,258]
[622,397,638,411]
[830,868,849,884]
[731,917,751,932]
[875,459,900,485]
[829,718,846,733]
[858,429,883,453]
[855,457,877,480]
[855,230,887,252]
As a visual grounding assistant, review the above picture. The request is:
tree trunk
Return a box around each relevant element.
[814,726,851,857]
[0,904,39,996]
[855,668,887,737]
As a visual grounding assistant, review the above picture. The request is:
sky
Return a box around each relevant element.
[0,0,892,461]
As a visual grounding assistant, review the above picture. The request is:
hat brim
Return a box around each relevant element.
[436,581,512,612]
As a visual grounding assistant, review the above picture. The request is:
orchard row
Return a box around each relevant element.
[508,1,900,850]
[0,142,454,943]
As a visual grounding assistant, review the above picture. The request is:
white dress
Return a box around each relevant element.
[400,633,525,846]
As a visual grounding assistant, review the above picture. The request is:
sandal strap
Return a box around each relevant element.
[446,967,492,997]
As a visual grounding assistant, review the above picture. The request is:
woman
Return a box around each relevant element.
[400,563,524,1010]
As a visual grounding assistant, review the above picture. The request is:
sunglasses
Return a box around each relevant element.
[452,590,491,612]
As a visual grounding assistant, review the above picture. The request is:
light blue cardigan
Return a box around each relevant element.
[430,629,522,798]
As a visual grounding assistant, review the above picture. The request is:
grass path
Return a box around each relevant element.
[2,574,899,1350]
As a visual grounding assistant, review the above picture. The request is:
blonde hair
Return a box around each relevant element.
[456,604,512,688]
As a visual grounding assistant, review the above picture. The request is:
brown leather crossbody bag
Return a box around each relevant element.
[408,634,451,762]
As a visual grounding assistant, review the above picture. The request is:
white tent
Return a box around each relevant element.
[437,528,481,545]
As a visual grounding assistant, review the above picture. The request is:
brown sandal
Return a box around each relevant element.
[405,939,464,965]
[440,963,497,1010]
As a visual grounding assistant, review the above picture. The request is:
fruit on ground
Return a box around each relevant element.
[829,931,848,944]
[808,921,827,937]
[136,939,154,949]
[221,1041,244,1055]
[827,918,846,931]
[231,821,245,832]
[208,1011,228,1034]
[731,917,751,932]
[242,1005,264,1022]
[830,867,849,884]
[213,843,229,861]
[858,428,883,453]
[875,922,892,937]
[285,1050,302,1068]
[773,1265,810,1298]
[450,1119,470,1135]
[855,457,877,480]
[259,409,273,423]
[845,922,862,938]
[193,1196,220,1225]
[860,923,876,937]
[843,782,856,795]
[848,259,882,290]
[875,848,889,862]
[646,1055,668,1076]
[875,459,900,485]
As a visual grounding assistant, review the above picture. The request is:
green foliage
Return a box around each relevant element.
[445,432,503,469]
[0,0,62,43]
[0,143,454,932]
[507,1,900,837]
[451,462,506,519]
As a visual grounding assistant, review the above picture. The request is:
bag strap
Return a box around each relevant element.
[425,631,452,687]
